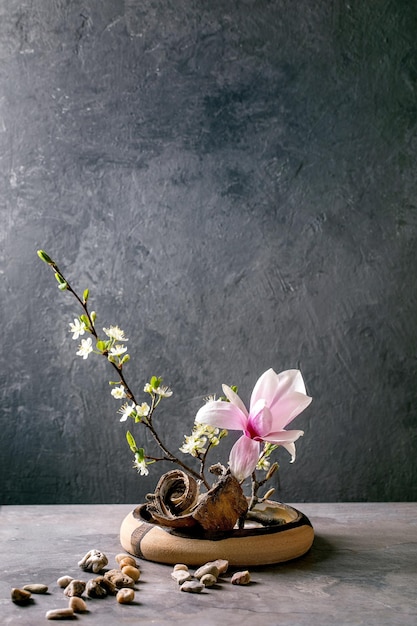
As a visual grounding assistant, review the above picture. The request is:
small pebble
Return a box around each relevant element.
[11,588,32,604]
[171,570,192,584]
[98,576,118,595]
[115,554,137,567]
[116,588,135,604]
[69,596,88,613]
[86,578,107,598]
[173,563,189,572]
[104,569,135,589]
[180,580,204,593]
[200,573,217,587]
[63,580,86,597]
[23,583,48,594]
[118,556,137,569]
[46,608,75,620]
[57,576,73,588]
[78,549,108,574]
[194,563,220,580]
[210,559,229,574]
[121,564,140,582]
[231,570,251,585]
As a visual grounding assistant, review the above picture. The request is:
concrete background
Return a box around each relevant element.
[1,0,416,504]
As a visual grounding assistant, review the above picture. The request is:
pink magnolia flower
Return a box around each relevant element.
[195,368,312,481]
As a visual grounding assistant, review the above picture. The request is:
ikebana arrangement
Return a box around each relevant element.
[37,250,314,566]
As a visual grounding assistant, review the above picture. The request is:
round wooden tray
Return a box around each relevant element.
[120,501,314,567]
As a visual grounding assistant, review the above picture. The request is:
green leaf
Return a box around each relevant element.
[96,340,108,352]
[80,314,90,327]
[120,354,130,365]
[135,447,145,462]
[126,430,137,453]
[37,250,54,264]
[83,288,89,303]
[150,375,162,390]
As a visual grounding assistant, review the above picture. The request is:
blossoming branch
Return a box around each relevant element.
[37,250,312,517]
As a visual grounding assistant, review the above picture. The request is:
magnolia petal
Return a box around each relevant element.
[195,400,247,431]
[229,436,261,482]
[251,369,309,415]
[264,428,304,444]
[246,400,272,439]
[280,441,297,463]
[273,392,312,429]
[221,384,249,417]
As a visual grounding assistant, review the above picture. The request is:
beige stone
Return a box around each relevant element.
[116,588,135,604]
[23,583,48,594]
[46,608,75,620]
[11,588,31,604]
[69,596,87,612]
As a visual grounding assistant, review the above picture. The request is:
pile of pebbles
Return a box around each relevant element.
[11,549,141,620]
[11,551,252,617]
[171,559,251,593]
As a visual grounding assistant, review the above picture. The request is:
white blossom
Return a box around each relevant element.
[256,456,271,472]
[136,402,150,417]
[111,385,127,399]
[103,325,128,341]
[118,402,136,422]
[69,318,86,340]
[76,337,93,359]
[109,344,128,357]
[133,457,149,476]
[155,385,173,398]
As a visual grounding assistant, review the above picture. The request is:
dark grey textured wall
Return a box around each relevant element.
[1,0,416,504]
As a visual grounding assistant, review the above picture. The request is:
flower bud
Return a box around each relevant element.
[37,250,54,264]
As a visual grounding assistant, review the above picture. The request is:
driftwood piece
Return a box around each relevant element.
[144,470,248,532]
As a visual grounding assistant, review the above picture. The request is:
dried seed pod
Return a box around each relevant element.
[121,565,140,582]
[69,596,88,612]
[11,588,32,604]
[63,580,86,597]
[231,570,251,585]
[194,563,220,580]
[46,608,75,620]
[57,576,73,588]
[78,549,108,574]
[86,578,107,598]
[180,580,204,593]
[23,583,48,594]
[200,574,217,587]
[116,588,135,604]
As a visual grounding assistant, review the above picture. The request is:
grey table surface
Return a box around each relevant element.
[0,503,416,626]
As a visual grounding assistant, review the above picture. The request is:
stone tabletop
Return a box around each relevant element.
[1,503,416,625]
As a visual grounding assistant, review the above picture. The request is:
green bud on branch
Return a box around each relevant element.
[37,250,55,265]
[54,273,68,290]
[96,340,108,353]
[126,430,137,453]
